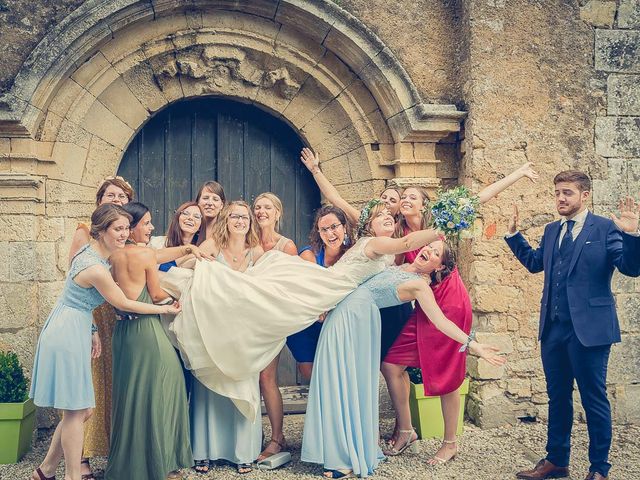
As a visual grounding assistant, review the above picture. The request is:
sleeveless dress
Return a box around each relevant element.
[30,244,108,410]
[301,266,420,477]
[74,223,118,456]
[164,237,387,421]
[286,246,326,362]
[190,250,262,466]
[105,285,192,480]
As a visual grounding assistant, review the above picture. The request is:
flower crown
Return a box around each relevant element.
[357,198,384,238]
[97,175,133,191]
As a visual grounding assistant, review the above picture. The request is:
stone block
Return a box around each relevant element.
[619,0,640,28]
[36,217,65,243]
[467,355,505,380]
[475,332,514,355]
[0,282,38,329]
[55,119,93,149]
[595,30,640,73]
[275,1,333,45]
[509,356,543,374]
[70,51,113,94]
[9,242,37,281]
[46,202,95,218]
[617,294,640,333]
[81,100,135,150]
[506,378,532,397]
[0,215,36,241]
[469,259,505,285]
[46,142,88,183]
[120,61,169,113]
[47,78,87,119]
[37,281,65,326]
[612,270,637,294]
[347,146,375,183]
[0,242,8,279]
[595,117,640,157]
[45,179,95,205]
[35,242,60,282]
[472,284,521,314]
[612,384,640,423]
[321,155,351,186]
[608,336,640,384]
[97,76,150,131]
[579,1,616,27]
[592,158,628,203]
[282,75,334,131]
[466,392,516,428]
[82,136,121,188]
[608,74,640,116]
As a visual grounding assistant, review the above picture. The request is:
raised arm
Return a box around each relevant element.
[68,227,90,265]
[609,196,640,277]
[504,204,545,273]
[301,148,361,225]
[365,229,441,258]
[477,162,538,204]
[399,280,505,366]
[79,265,179,315]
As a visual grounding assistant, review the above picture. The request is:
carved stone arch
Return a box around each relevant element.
[0,0,465,213]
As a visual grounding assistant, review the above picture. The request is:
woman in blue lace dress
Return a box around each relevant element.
[29,204,180,480]
[301,201,505,479]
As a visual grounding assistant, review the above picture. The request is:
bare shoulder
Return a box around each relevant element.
[300,249,316,263]
[283,239,298,256]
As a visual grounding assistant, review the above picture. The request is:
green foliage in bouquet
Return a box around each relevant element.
[0,351,29,403]
[427,186,479,237]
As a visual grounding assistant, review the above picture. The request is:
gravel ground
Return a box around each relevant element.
[3,415,640,480]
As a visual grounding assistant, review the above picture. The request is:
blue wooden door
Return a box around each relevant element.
[118,98,320,391]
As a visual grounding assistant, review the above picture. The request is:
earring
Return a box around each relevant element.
[343,234,349,246]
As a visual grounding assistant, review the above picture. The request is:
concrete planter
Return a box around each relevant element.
[409,378,469,439]
[0,398,36,464]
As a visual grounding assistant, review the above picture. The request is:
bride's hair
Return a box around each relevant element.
[89,204,132,240]
[358,202,389,238]
[213,201,260,249]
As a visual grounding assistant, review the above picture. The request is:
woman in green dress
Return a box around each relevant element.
[105,202,195,480]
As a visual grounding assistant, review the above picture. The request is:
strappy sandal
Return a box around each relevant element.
[32,467,55,480]
[427,439,457,465]
[166,471,183,479]
[382,429,419,456]
[80,459,95,480]
[237,463,253,474]
[323,468,354,478]
[257,437,286,462]
[193,459,210,474]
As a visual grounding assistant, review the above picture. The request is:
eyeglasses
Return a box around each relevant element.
[180,210,202,220]
[103,193,129,201]
[229,214,250,222]
[318,223,343,234]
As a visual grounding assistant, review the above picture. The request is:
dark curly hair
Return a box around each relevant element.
[308,206,354,255]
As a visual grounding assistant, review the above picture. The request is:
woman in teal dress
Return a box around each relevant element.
[105,202,197,480]
[29,204,180,480]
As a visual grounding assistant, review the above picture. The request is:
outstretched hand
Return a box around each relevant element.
[470,342,506,367]
[508,204,519,234]
[301,147,320,173]
[517,162,538,182]
[611,196,640,233]
[189,245,214,262]
[164,301,181,315]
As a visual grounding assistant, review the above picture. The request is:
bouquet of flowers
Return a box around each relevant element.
[427,186,479,236]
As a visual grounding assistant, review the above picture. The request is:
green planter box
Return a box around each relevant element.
[0,398,36,464]
[409,378,469,440]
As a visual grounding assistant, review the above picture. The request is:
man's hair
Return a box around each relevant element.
[553,170,591,192]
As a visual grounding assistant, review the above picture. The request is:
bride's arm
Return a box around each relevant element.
[365,229,441,258]
[301,148,361,225]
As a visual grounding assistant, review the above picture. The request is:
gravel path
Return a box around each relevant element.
[3,415,640,480]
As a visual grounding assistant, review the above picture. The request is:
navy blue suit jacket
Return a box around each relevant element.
[505,211,640,347]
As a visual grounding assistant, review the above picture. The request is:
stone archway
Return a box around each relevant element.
[0,0,465,219]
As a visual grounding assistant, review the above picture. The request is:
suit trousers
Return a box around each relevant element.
[541,319,612,477]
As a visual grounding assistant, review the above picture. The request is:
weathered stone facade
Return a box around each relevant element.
[0,0,638,428]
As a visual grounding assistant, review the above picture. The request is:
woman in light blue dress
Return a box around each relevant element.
[29,204,180,480]
[301,201,505,479]
[190,201,264,475]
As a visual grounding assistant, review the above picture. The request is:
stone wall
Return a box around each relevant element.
[0,0,638,429]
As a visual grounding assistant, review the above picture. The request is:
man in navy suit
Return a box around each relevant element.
[505,170,640,480]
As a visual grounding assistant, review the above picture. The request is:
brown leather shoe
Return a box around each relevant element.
[516,459,570,479]
[584,473,608,480]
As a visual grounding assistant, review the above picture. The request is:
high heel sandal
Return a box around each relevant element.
[193,459,210,474]
[428,439,458,465]
[32,467,55,480]
[80,459,95,480]
[382,429,418,456]
[257,436,286,462]
[323,468,354,478]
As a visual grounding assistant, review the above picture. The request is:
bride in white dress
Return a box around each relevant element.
[161,200,442,421]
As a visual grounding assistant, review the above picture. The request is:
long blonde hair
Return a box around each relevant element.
[254,192,284,233]
[212,201,260,249]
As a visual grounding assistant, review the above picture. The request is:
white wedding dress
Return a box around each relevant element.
[160,237,391,421]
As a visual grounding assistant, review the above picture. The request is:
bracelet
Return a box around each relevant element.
[91,324,98,334]
[459,329,476,353]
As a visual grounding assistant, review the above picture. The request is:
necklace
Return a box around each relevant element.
[224,247,246,263]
